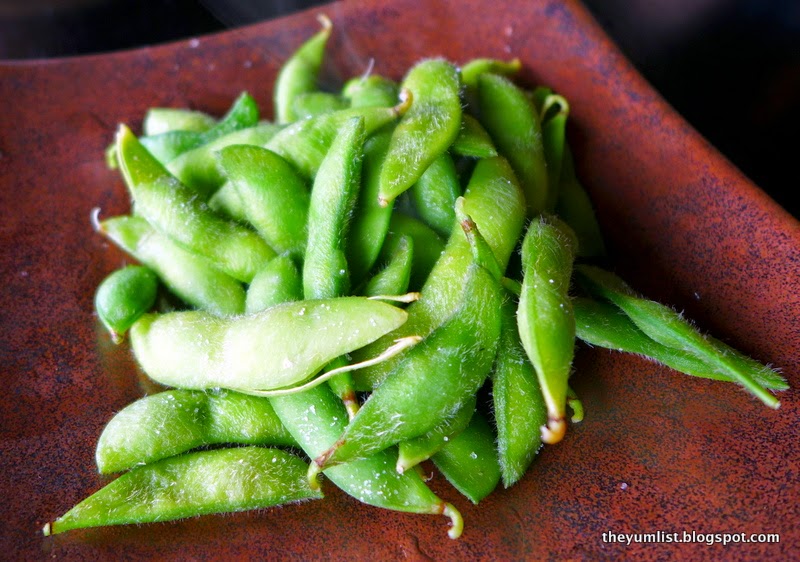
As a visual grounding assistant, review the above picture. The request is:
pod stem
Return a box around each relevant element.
[367,292,420,303]
[439,502,464,539]
[541,416,566,444]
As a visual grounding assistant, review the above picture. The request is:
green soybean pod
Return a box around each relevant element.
[493,297,547,487]
[312,264,502,470]
[207,180,248,223]
[117,124,275,283]
[363,235,413,298]
[94,265,158,343]
[99,215,246,316]
[246,254,303,314]
[292,91,348,119]
[166,122,281,198]
[572,297,788,389]
[342,74,400,108]
[396,394,476,474]
[218,145,310,257]
[143,107,216,136]
[269,385,464,539]
[540,94,569,212]
[377,59,462,206]
[274,15,332,124]
[477,73,548,216]
[128,296,408,393]
[529,86,553,114]
[460,57,521,89]
[95,389,297,474]
[574,265,781,409]
[450,114,498,159]
[517,215,578,445]
[431,411,501,504]
[43,447,321,536]
[380,213,446,292]
[555,146,606,258]
[409,152,461,237]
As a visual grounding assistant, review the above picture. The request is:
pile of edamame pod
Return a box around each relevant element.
[44,16,787,539]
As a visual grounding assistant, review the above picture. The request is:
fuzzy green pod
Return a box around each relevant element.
[94,265,158,343]
[450,114,497,159]
[342,74,400,108]
[363,235,413,298]
[246,255,303,314]
[292,91,348,119]
[143,107,216,136]
[410,152,461,237]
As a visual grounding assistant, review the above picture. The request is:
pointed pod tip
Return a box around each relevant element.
[316,13,333,32]
[42,522,52,537]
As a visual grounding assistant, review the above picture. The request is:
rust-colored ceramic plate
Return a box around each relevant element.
[1,0,798,559]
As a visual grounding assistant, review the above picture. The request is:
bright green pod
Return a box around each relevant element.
[377,59,462,205]
[572,297,788,390]
[143,107,216,136]
[540,94,569,212]
[94,265,158,343]
[450,114,498,159]
[493,298,547,487]
[313,263,502,469]
[99,215,246,316]
[218,145,310,257]
[380,213,445,292]
[363,235,413,298]
[117,124,275,283]
[292,91,348,119]
[342,74,400,108]
[517,215,578,444]
[431,411,501,504]
[477,73,548,216]
[264,102,407,180]
[207,180,247,223]
[555,146,606,257]
[574,265,782,409]
[303,116,365,300]
[530,85,554,114]
[460,57,521,89]
[352,156,525,390]
[396,394,476,474]
[139,92,260,164]
[246,254,303,314]
[269,384,463,538]
[274,15,332,124]
[409,152,461,237]
[347,129,395,283]
[43,447,321,536]
[95,389,297,474]
[129,296,407,392]
[166,122,281,198]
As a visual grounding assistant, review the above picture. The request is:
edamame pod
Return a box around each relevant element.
[460,57,521,89]
[410,152,461,237]
[292,91,348,119]
[44,447,321,535]
[246,254,303,314]
[555,146,606,257]
[380,213,446,291]
[117,124,275,283]
[274,15,332,124]
[99,215,246,316]
[517,215,578,444]
[377,59,462,205]
[129,297,408,392]
[342,74,399,108]
[143,107,216,136]
[540,94,569,212]
[450,114,498,159]
[364,235,413,298]
[94,265,158,343]
[96,389,296,474]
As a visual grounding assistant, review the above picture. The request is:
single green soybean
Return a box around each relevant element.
[143,107,216,136]
[246,254,303,314]
[303,116,365,299]
[517,215,578,444]
[555,146,606,257]
[43,447,321,536]
[269,385,463,539]
[377,59,462,206]
[572,297,788,390]
[139,92,259,164]
[313,263,502,470]
[364,235,414,298]
[166,122,281,198]
[342,74,400,108]
[347,128,395,283]
[431,411,501,504]
[540,94,569,212]
[460,57,521,89]
[116,124,275,283]
[450,114,498,159]
[218,145,310,257]
[493,297,547,487]
[410,152,461,237]
[129,296,407,392]
[99,215,246,316]
[292,91,348,119]
[95,389,296,474]
[574,265,781,409]
[477,73,548,216]
[396,394,476,474]
[264,101,407,180]
[94,265,158,343]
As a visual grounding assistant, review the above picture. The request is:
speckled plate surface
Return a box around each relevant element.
[1,0,798,559]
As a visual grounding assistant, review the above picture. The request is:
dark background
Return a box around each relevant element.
[2,0,798,218]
